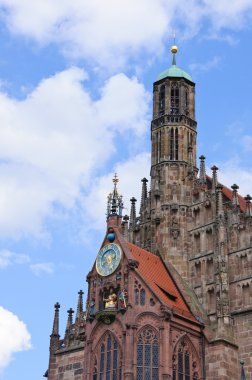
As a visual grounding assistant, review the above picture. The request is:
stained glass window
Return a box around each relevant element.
[140,289,145,305]
[175,340,198,380]
[136,328,159,380]
[94,334,121,380]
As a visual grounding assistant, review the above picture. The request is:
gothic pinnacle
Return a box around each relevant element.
[231,184,239,207]
[199,155,206,183]
[211,165,219,192]
[130,197,137,231]
[51,302,60,337]
[75,290,84,323]
[140,178,148,212]
[244,194,252,216]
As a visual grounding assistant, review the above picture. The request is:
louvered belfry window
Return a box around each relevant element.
[136,328,159,380]
[93,334,121,380]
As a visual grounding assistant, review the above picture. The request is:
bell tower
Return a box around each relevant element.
[151,44,197,171]
[139,43,198,278]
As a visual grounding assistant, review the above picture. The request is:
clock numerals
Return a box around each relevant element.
[96,243,122,277]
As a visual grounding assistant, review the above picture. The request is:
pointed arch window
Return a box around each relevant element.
[93,334,121,380]
[171,85,179,115]
[170,128,179,160]
[172,338,200,380]
[136,328,159,380]
[159,85,165,115]
[185,89,189,115]
[140,289,145,305]
[135,288,139,305]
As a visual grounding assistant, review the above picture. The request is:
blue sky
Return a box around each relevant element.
[0,1,252,378]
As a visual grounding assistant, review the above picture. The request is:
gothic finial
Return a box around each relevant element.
[199,155,206,183]
[107,174,124,218]
[211,165,219,192]
[170,32,178,66]
[130,197,137,231]
[51,302,60,336]
[231,184,239,207]
[75,290,84,323]
[244,194,252,217]
[140,178,148,212]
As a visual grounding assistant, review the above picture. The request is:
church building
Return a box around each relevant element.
[44,44,252,380]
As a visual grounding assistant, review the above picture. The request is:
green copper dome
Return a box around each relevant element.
[156,64,193,83]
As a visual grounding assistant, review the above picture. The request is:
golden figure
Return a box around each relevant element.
[104,288,117,309]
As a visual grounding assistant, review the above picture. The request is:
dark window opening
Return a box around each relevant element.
[171,86,179,115]
[159,85,165,115]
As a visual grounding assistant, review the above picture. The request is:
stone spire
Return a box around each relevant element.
[199,155,206,184]
[64,308,74,342]
[211,165,219,192]
[50,302,60,351]
[129,197,137,231]
[51,302,60,337]
[244,194,252,217]
[140,178,148,212]
[107,174,124,218]
[75,290,84,323]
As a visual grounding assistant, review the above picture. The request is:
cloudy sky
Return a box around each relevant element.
[0,0,252,378]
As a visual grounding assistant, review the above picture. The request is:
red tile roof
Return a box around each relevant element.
[127,242,195,321]
[206,175,248,212]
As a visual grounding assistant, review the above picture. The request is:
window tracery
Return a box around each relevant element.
[171,84,179,115]
[93,333,121,380]
[136,327,159,380]
[172,338,199,380]
[159,85,165,115]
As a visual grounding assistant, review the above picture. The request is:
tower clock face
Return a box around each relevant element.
[96,243,122,277]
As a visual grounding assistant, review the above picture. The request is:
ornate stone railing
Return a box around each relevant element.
[151,114,197,129]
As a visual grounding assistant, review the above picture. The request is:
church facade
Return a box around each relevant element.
[45,46,252,380]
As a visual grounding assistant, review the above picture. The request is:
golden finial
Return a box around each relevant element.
[170,31,178,65]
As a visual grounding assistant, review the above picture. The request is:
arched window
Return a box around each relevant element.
[93,334,121,380]
[136,328,159,380]
[170,128,179,160]
[140,289,145,305]
[185,89,189,115]
[135,288,139,305]
[159,85,165,115]
[170,128,174,159]
[172,338,200,380]
[175,128,179,160]
[171,85,179,115]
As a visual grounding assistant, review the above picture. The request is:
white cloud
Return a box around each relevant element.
[213,159,252,196]
[82,152,151,232]
[189,56,221,72]
[0,1,252,67]
[0,68,150,239]
[0,250,30,268]
[30,262,54,276]
[0,306,31,371]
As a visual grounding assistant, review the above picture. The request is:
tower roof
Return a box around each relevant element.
[156,41,193,83]
[157,65,193,82]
